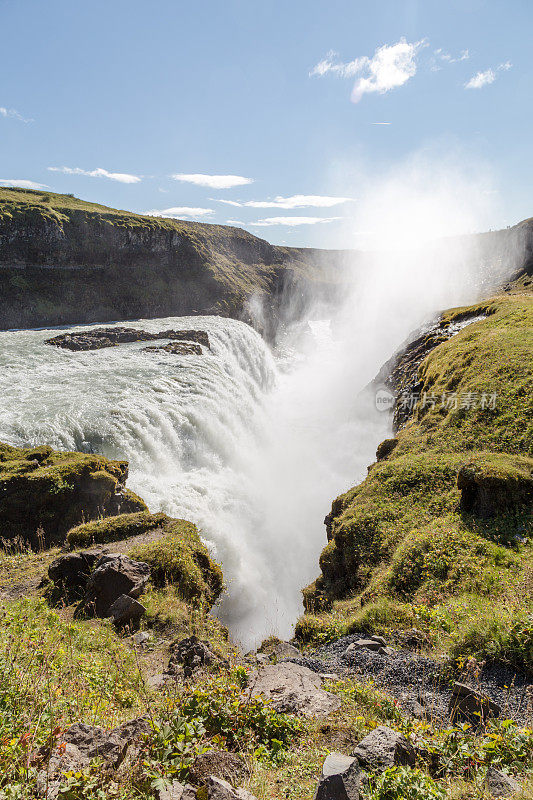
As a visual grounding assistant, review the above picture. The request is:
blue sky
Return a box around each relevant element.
[0,0,531,247]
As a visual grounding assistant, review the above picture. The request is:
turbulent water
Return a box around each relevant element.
[0,314,390,646]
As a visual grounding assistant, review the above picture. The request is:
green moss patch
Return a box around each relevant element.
[67,510,167,548]
[0,442,146,547]
[129,518,223,609]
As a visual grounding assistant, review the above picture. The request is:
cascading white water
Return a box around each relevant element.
[0,162,510,648]
[0,311,391,647]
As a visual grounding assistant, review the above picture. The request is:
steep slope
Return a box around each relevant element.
[0,188,348,333]
[300,273,533,675]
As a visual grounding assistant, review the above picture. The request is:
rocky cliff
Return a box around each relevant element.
[0,187,349,334]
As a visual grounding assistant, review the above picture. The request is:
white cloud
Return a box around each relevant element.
[171,173,253,189]
[431,48,470,70]
[465,61,512,90]
[465,69,496,89]
[215,194,354,209]
[310,39,426,102]
[0,179,49,189]
[225,219,245,226]
[372,122,391,125]
[48,166,141,184]
[0,106,32,123]
[250,216,342,227]
[144,206,214,219]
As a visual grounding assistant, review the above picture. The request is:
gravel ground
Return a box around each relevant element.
[293,633,533,727]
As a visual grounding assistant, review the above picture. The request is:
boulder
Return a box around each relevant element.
[157,782,197,800]
[60,722,128,768]
[144,342,203,356]
[314,752,361,800]
[352,726,415,773]
[248,662,341,718]
[167,635,225,678]
[344,639,384,659]
[370,635,387,646]
[80,553,150,617]
[190,750,248,786]
[201,776,257,799]
[108,594,146,628]
[35,742,88,798]
[485,766,521,798]
[449,682,501,726]
[47,550,101,600]
[46,327,210,352]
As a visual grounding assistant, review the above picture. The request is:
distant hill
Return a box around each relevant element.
[0,188,350,333]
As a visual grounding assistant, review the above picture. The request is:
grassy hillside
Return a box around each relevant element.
[0,188,348,333]
[299,276,533,676]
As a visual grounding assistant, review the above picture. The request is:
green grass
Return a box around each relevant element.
[66,511,167,548]
[0,442,146,547]
[301,287,533,674]
[129,518,224,609]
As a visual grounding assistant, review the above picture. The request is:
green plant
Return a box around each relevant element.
[369,766,446,800]
[142,713,206,791]
[177,674,301,761]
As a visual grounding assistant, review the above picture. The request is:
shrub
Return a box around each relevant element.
[369,766,446,800]
[177,674,301,760]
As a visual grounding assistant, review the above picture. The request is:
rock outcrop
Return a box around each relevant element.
[248,662,341,717]
[0,188,348,337]
[0,442,146,547]
[46,327,210,351]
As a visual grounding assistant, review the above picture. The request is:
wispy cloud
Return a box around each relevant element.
[0,179,48,189]
[144,206,214,219]
[48,166,141,184]
[171,173,253,189]
[310,38,426,103]
[0,106,33,123]
[372,122,391,125]
[431,48,470,70]
[214,194,354,209]
[250,216,342,227]
[464,61,511,90]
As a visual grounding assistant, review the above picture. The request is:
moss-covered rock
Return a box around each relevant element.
[0,443,146,547]
[67,511,167,548]
[129,517,224,609]
[305,285,533,663]
[457,453,533,517]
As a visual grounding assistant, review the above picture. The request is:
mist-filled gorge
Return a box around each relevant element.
[0,171,520,648]
[2,4,533,795]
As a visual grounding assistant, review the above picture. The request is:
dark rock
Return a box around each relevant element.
[112,715,151,744]
[80,553,150,617]
[344,639,382,657]
[35,743,88,797]
[62,722,128,768]
[108,594,146,627]
[314,752,361,800]
[485,766,521,797]
[457,461,533,518]
[378,646,394,656]
[352,726,415,772]
[46,327,210,351]
[47,550,101,600]
[167,635,224,678]
[376,439,398,461]
[248,662,341,718]
[190,750,248,786]
[144,341,203,355]
[449,682,501,725]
